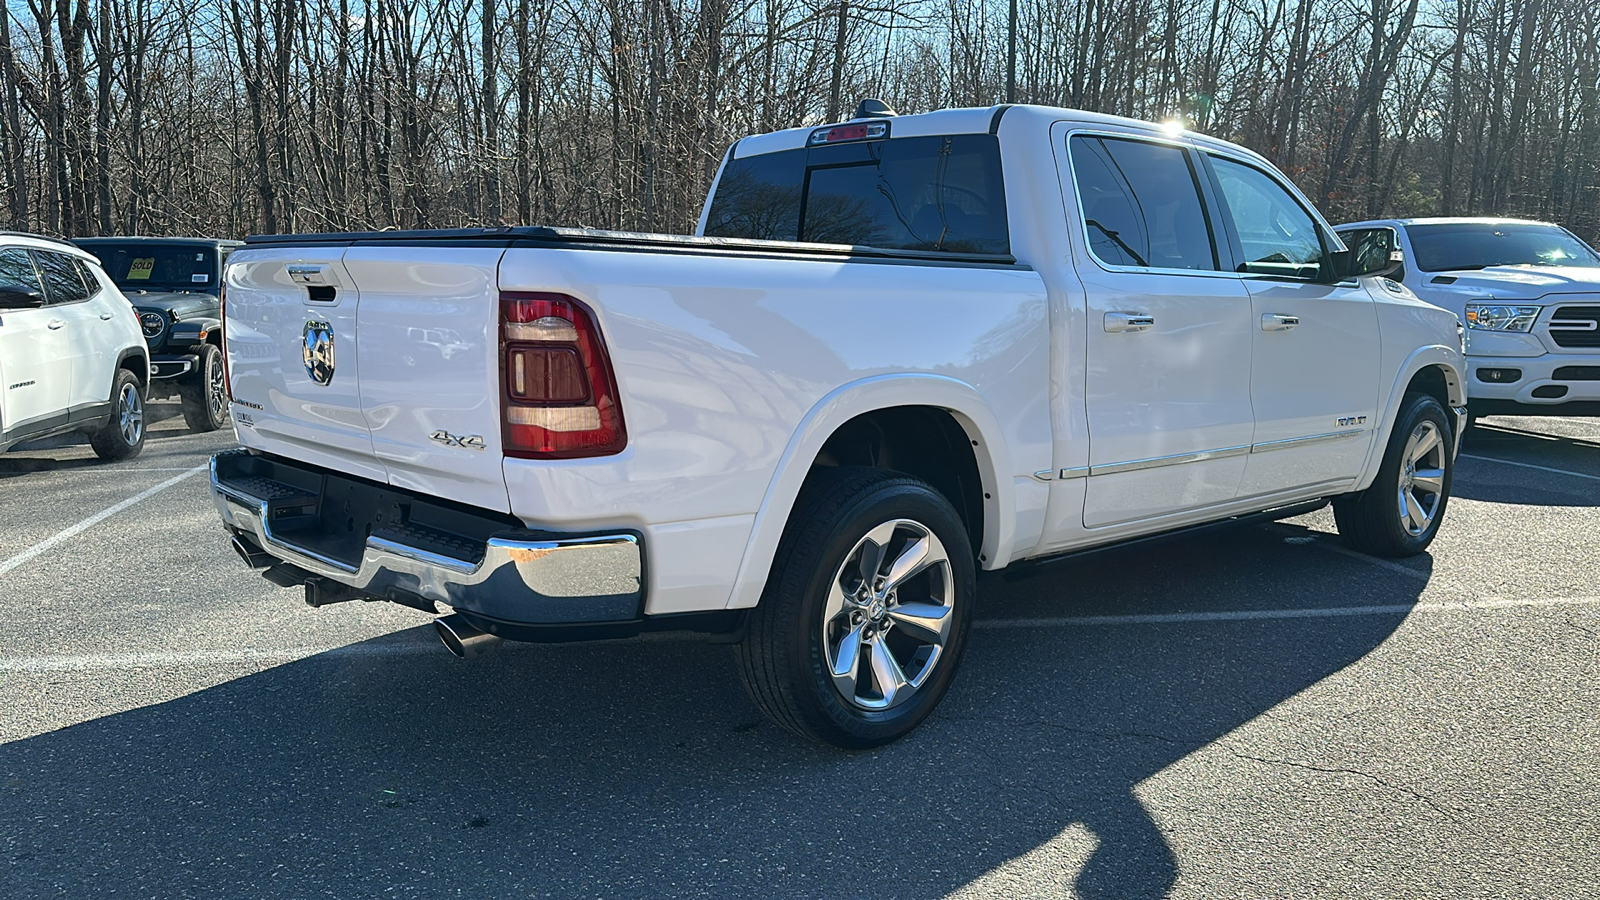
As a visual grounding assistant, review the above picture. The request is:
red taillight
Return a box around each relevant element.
[500,291,626,458]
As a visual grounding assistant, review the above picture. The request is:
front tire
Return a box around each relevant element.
[1333,392,1453,557]
[735,467,976,748]
[89,370,146,461]
[180,343,229,432]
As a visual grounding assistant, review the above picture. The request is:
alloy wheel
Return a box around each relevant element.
[1397,419,1445,536]
[821,518,955,711]
[118,383,144,446]
[208,360,227,420]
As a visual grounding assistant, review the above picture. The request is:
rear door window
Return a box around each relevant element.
[705,134,1009,255]
[33,251,92,305]
[1068,135,1219,271]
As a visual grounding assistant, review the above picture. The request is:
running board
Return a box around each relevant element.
[998,499,1330,582]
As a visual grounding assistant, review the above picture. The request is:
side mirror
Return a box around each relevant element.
[1351,248,1403,279]
[0,284,45,309]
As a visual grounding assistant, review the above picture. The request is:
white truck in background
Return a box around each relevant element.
[1336,217,1600,420]
[211,103,1466,747]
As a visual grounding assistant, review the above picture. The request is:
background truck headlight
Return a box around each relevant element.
[1464,304,1541,332]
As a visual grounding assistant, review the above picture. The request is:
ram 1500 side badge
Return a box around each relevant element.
[302,320,335,385]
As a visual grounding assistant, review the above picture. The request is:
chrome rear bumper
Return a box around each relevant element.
[210,449,644,626]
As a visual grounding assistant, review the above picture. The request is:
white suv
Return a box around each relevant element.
[0,233,151,460]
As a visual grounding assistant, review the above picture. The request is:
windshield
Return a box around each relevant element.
[1406,223,1600,271]
[83,243,219,292]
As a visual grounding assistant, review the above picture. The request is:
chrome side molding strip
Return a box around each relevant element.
[1248,430,1365,454]
[1090,444,1250,477]
[1068,429,1368,478]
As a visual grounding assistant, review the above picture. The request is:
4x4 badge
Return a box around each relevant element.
[430,430,486,451]
[302,320,335,385]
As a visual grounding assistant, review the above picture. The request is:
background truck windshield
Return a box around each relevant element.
[87,243,218,291]
[1407,223,1600,272]
[704,133,1009,255]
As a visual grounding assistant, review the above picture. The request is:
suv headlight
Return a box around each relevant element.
[1464,304,1541,332]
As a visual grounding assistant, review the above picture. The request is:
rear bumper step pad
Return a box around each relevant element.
[210,448,643,626]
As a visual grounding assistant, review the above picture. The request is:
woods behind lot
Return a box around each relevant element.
[0,0,1594,241]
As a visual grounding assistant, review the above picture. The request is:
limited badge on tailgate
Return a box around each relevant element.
[303,320,335,385]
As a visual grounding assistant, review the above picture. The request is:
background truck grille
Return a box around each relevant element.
[1549,306,1600,348]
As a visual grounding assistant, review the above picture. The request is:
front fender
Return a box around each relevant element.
[724,374,1017,611]
[1355,343,1465,492]
[169,317,223,346]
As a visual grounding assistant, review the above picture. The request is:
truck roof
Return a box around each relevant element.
[1336,216,1562,230]
[72,236,243,247]
[731,103,1276,171]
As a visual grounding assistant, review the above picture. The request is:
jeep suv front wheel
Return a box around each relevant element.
[180,343,229,432]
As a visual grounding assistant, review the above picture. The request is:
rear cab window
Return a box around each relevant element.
[704,132,1009,255]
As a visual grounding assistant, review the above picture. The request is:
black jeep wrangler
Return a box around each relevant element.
[71,237,241,432]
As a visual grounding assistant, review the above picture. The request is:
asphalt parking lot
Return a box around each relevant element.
[1,405,1597,899]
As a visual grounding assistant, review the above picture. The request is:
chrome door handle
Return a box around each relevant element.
[99,311,114,320]
[1261,314,1300,332]
[47,319,65,330]
[1104,312,1155,333]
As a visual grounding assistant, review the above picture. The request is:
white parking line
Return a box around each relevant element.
[0,642,440,673]
[3,595,1595,673]
[1297,534,1433,580]
[1461,454,1600,483]
[975,595,1600,630]
[0,463,208,576]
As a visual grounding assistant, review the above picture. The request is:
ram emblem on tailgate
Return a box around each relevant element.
[302,320,335,385]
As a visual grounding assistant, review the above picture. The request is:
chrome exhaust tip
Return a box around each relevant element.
[434,613,502,660]
[231,535,274,569]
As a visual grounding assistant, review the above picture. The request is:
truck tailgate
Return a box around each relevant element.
[223,246,512,513]
[345,246,510,513]
[225,250,388,483]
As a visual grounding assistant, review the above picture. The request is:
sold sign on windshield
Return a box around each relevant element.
[128,258,154,280]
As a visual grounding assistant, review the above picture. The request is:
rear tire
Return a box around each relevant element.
[180,343,229,432]
[90,369,146,461]
[1333,392,1453,557]
[735,466,975,749]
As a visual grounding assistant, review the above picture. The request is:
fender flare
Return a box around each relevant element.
[724,373,1015,610]
[114,346,151,390]
[169,317,223,346]
[1355,344,1465,491]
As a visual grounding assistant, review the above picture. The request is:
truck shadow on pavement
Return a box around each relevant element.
[0,526,1425,899]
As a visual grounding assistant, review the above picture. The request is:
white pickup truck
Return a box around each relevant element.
[212,103,1466,747]
[1336,217,1600,420]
